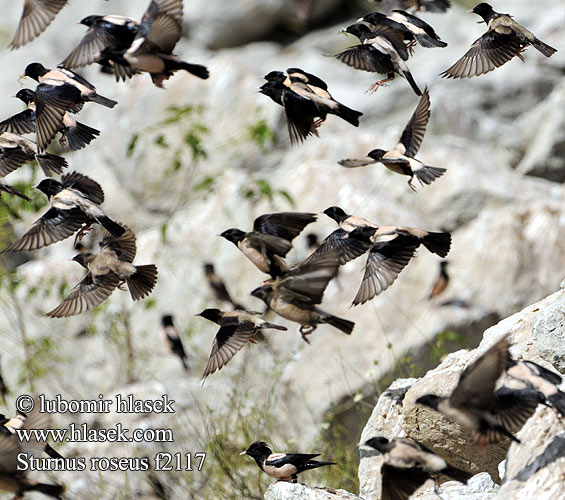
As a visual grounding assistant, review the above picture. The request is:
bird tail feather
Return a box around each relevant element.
[443,464,473,484]
[335,103,363,127]
[548,391,565,417]
[44,444,63,459]
[27,482,64,498]
[402,70,422,96]
[127,264,158,301]
[325,315,354,335]
[422,232,451,258]
[36,153,68,177]
[415,165,446,185]
[531,38,557,57]
[65,121,100,151]
[415,34,447,48]
[88,93,117,108]
[96,217,125,238]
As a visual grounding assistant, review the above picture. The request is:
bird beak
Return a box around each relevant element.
[32,184,39,189]
[239,451,247,456]
[356,17,364,23]
[337,28,347,35]
[75,20,81,24]
[467,9,474,13]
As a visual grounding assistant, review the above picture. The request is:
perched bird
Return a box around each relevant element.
[0,131,67,177]
[250,247,358,341]
[46,226,157,317]
[319,206,450,305]
[0,179,30,202]
[239,441,335,482]
[340,89,444,190]
[160,315,188,371]
[0,89,100,152]
[335,24,422,95]
[428,260,449,299]
[416,335,541,447]
[506,358,565,417]
[96,0,209,87]
[220,211,316,278]
[441,3,557,79]
[364,437,471,500]
[0,399,64,498]
[9,0,69,49]
[203,263,237,307]
[369,0,451,14]
[196,308,287,380]
[260,70,362,145]
[2,172,124,253]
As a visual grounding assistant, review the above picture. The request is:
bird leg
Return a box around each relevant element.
[516,46,526,63]
[366,78,392,94]
[407,177,418,192]
[73,224,93,245]
[117,280,127,291]
[407,40,417,57]
[433,477,447,500]
[299,325,317,343]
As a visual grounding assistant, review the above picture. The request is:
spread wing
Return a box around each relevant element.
[61,23,122,68]
[253,212,316,242]
[492,387,543,433]
[281,88,317,145]
[449,336,510,410]
[334,45,395,75]
[46,272,119,318]
[61,171,104,204]
[381,463,429,500]
[440,31,523,79]
[141,0,183,27]
[9,0,69,49]
[305,228,374,266]
[352,234,418,306]
[0,146,32,177]
[100,226,137,263]
[2,207,88,252]
[201,324,256,380]
[0,110,36,135]
[397,88,430,157]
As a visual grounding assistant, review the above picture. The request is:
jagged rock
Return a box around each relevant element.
[265,482,363,500]
[532,290,565,372]
[413,473,498,500]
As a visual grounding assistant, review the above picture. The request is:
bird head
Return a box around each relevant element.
[344,23,372,39]
[33,178,63,198]
[250,286,271,304]
[240,441,271,459]
[263,71,286,83]
[203,263,215,275]
[72,253,91,268]
[367,148,386,161]
[323,206,348,224]
[219,228,246,245]
[468,3,494,21]
[195,308,222,322]
[23,63,48,82]
[161,315,174,327]
[364,436,391,453]
[14,89,35,104]
[416,394,442,410]
[79,15,103,26]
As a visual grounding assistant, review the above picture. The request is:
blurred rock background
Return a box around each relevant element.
[0,0,563,498]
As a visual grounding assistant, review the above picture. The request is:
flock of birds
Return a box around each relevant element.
[0,0,560,499]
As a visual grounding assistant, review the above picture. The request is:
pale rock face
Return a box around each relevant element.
[265,482,363,500]
[356,290,565,500]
